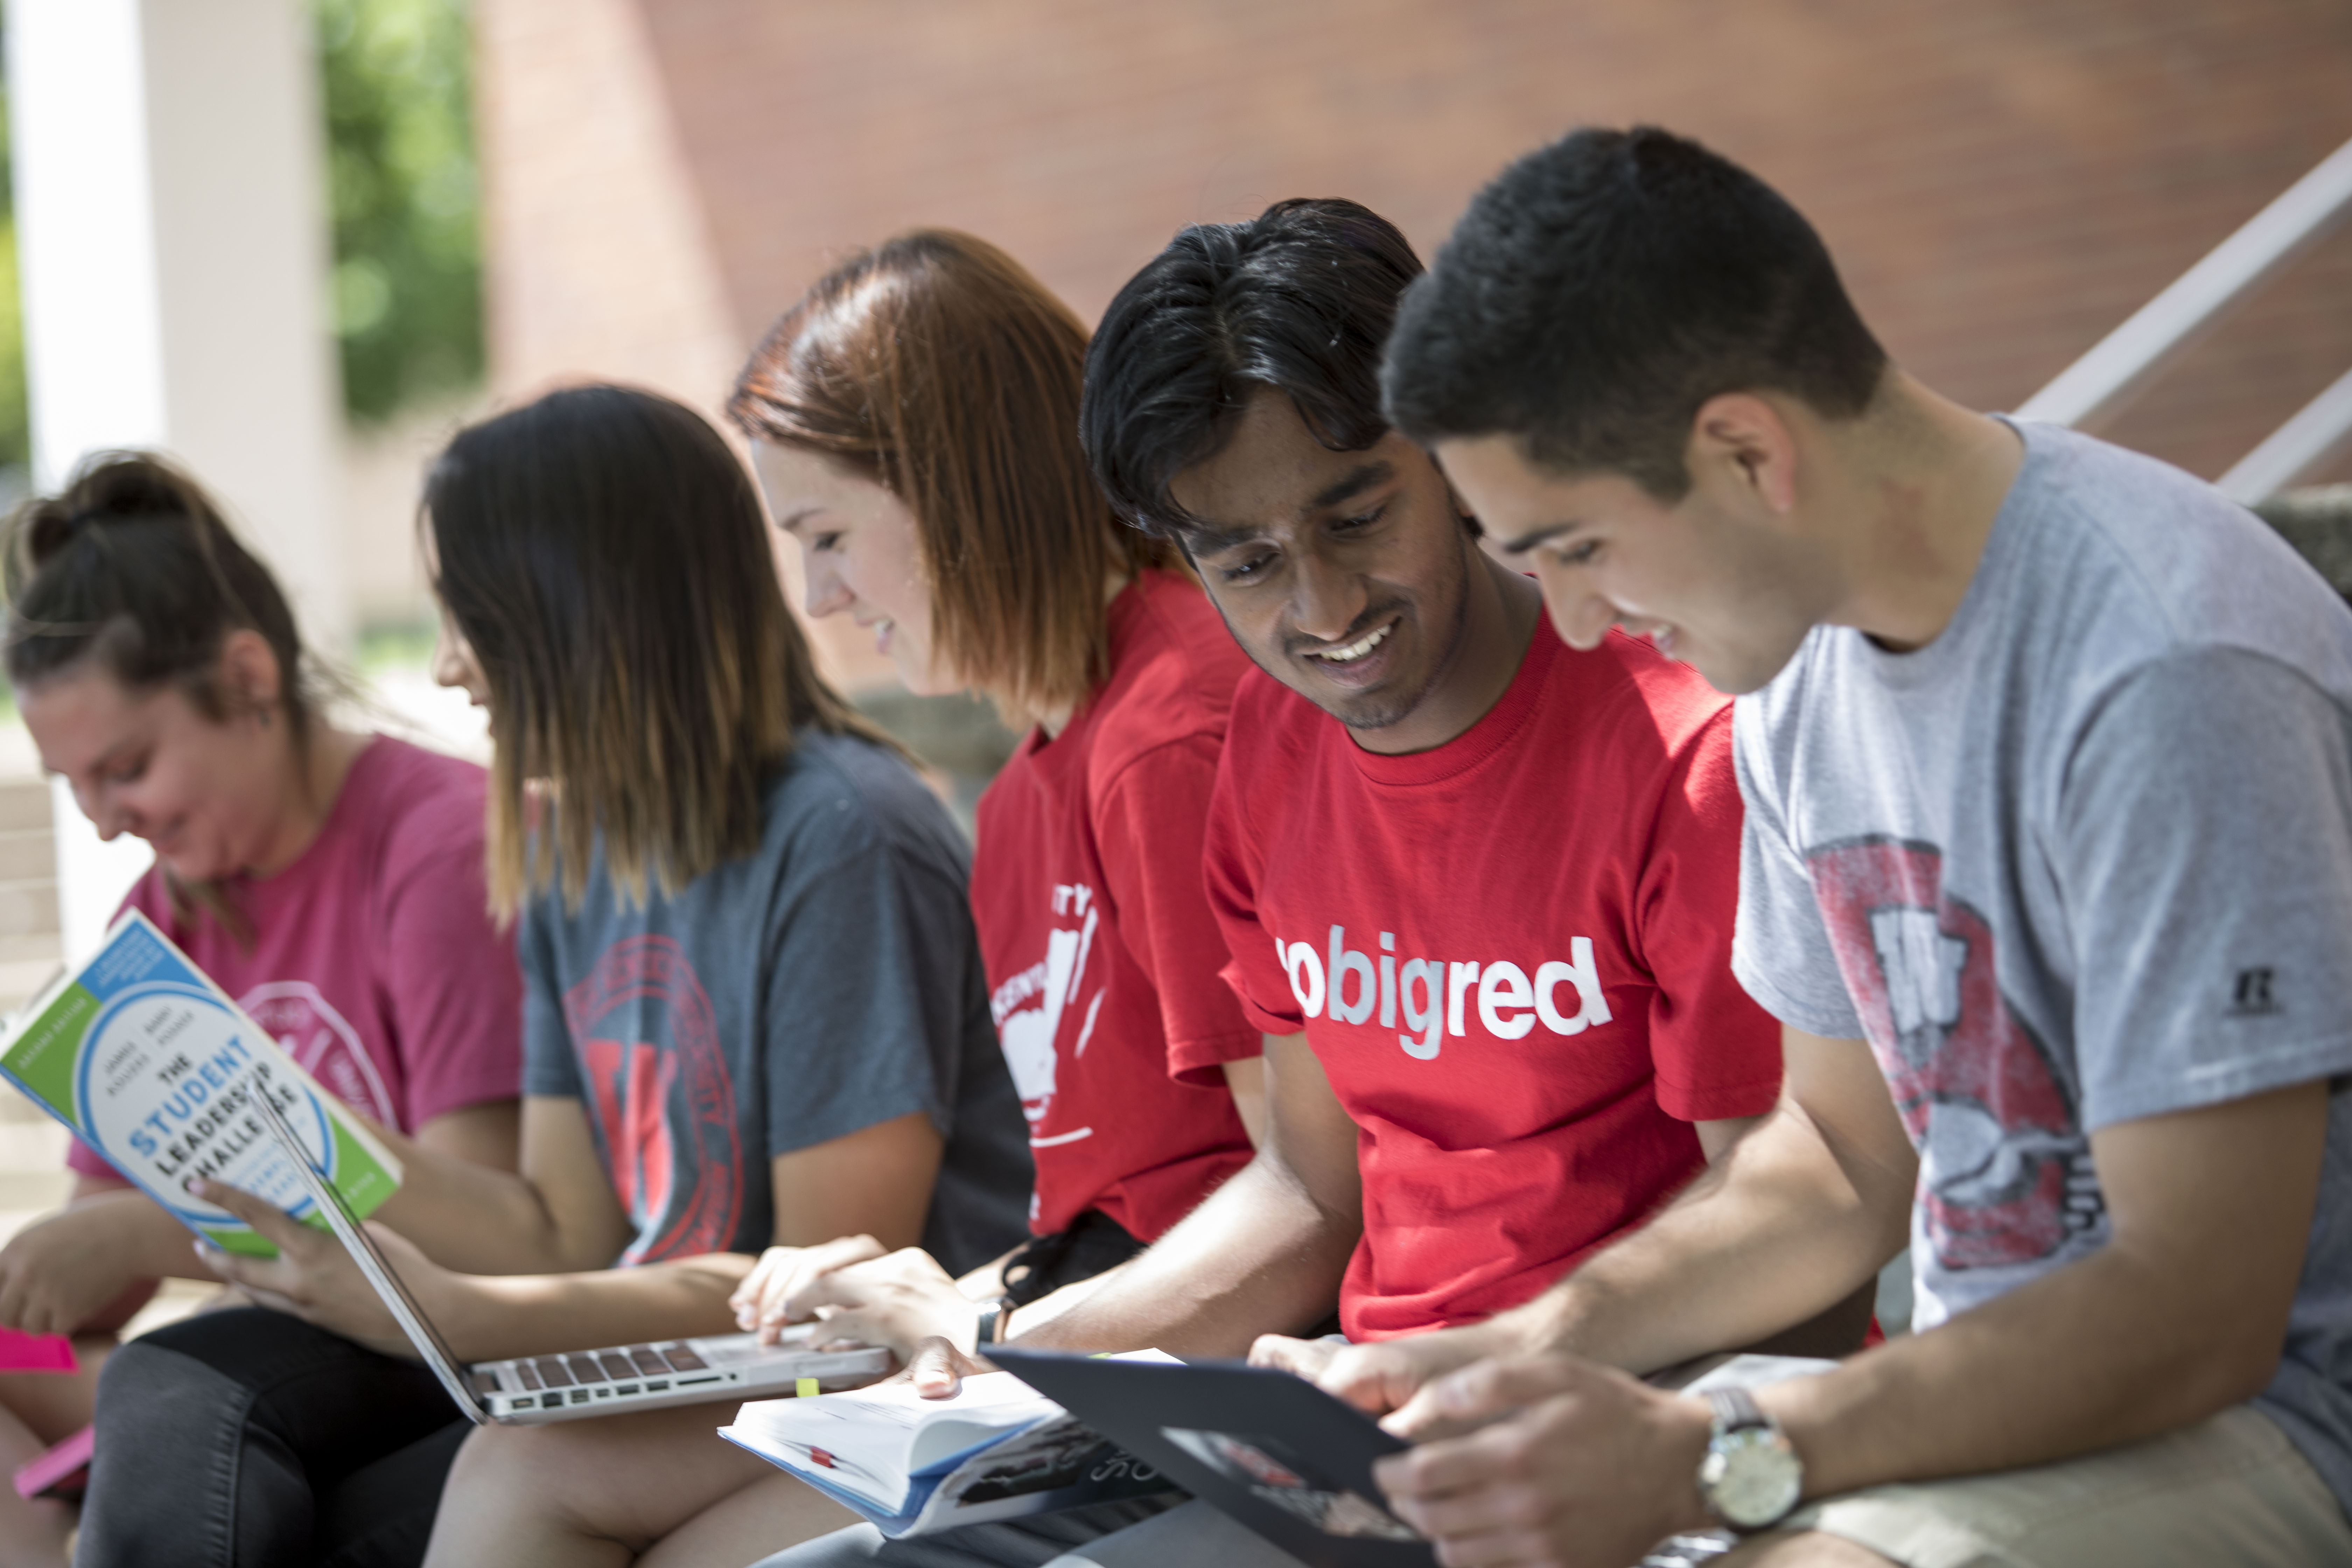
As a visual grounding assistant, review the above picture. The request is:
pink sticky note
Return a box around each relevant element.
[0,1329,74,1374]
[13,1425,92,1500]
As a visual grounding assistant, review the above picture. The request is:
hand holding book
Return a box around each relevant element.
[188,1174,433,1361]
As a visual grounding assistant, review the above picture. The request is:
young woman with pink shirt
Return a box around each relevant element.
[0,454,525,1566]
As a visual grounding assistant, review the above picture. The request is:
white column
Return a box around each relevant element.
[8,0,346,961]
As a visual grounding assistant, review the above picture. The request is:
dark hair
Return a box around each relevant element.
[1081,198,1424,537]
[426,384,887,918]
[1384,126,1889,499]
[730,229,1176,727]
[4,452,317,750]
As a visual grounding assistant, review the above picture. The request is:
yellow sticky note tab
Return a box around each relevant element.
[796,1377,820,1398]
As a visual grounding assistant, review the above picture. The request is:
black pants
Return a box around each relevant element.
[77,1308,468,1568]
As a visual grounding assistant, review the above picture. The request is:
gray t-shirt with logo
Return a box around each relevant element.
[520,728,1032,1276]
[1732,419,2352,1511]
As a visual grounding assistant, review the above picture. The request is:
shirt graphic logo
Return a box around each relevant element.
[989,882,1104,1149]
[564,935,741,1262]
[1274,924,1611,1059]
[2230,967,2280,1016]
[1808,837,2104,1272]
[240,981,398,1127]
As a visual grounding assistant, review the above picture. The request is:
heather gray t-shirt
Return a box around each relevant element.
[1732,419,2352,1511]
[520,728,1032,1276]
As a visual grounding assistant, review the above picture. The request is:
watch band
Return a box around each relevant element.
[974,1296,1014,1345]
[1699,1385,1803,1532]
[1707,1386,1769,1433]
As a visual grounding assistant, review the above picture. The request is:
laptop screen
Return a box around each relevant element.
[248,1076,489,1426]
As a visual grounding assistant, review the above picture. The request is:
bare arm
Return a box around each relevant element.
[412,1098,522,1172]
[364,1097,633,1275]
[0,1099,523,1336]
[1222,1054,1268,1148]
[1373,1079,2332,1565]
[1514,1027,1913,1371]
[1017,1031,1358,1357]
[1280,1029,1903,1408]
[730,1062,1257,1354]
[1766,1078,2326,1493]
[198,1107,946,1362]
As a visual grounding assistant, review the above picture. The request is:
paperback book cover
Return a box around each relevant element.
[0,909,402,1256]
[720,1357,1178,1537]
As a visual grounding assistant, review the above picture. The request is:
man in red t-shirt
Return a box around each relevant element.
[1037,197,1793,1367]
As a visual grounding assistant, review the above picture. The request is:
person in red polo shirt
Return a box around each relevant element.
[748,202,1866,1568]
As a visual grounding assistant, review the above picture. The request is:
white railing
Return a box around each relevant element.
[2016,137,2352,502]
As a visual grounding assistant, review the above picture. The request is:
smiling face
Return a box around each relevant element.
[1171,387,1525,753]
[751,441,954,696]
[1436,427,1834,697]
[19,637,291,882]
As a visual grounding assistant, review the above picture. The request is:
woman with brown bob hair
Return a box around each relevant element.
[73,386,1031,1568]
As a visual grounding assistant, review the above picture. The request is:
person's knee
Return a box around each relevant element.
[439,1422,624,1538]
[99,1306,349,1397]
[91,1332,212,1418]
[443,1423,567,1500]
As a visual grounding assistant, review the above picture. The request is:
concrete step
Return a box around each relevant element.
[0,830,55,884]
[0,882,60,941]
[0,781,49,835]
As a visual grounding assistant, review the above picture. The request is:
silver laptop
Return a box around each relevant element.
[251,1084,891,1425]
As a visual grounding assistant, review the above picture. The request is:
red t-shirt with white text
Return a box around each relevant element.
[1205,624,1782,1339]
[972,570,1259,1240]
[69,737,524,1181]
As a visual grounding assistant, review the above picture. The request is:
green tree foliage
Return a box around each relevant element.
[0,63,29,473]
[318,0,482,422]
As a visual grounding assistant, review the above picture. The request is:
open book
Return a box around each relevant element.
[0,909,402,1256]
[719,1354,1179,1536]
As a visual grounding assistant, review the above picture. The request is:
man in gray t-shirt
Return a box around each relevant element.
[1270,126,2352,1568]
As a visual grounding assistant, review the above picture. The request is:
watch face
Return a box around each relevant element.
[1704,1428,1803,1529]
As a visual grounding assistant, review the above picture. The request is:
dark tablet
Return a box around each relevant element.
[988,1347,1433,1568]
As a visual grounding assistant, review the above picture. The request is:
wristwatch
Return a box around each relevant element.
[1696,1388,1803,1531]
[973,1296,1014,1346]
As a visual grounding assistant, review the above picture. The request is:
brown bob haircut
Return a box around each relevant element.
[425,383,888,920]
[728,229,1178,728]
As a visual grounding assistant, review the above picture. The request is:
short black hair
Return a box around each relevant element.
[1082,197,1423,537]
[1384,126,1888,499]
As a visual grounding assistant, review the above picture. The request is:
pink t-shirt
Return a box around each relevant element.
[69,736,524,1182]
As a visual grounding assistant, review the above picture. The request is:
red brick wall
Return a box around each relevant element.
[483,0,2352,504]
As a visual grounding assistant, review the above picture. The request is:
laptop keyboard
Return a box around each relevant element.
[488,1342,721,1406]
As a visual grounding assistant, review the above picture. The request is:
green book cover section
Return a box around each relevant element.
[0,910,403,1258]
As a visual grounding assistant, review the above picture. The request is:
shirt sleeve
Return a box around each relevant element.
[2061,649,2352,1129]
[1729,694,1867,1040]
[1094,736,1262,1086]
[376,840,528,1129]
[1201,741,1303,1039]
[1632,708,1785,1121]
[758,836,983,1158]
